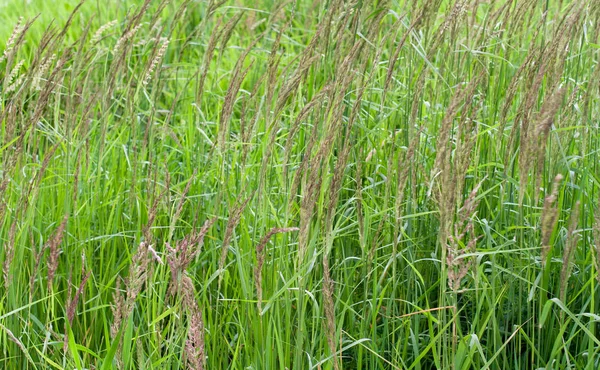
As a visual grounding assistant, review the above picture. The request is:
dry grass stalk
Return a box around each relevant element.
[276,56,323,119]
[329,1,359,68]
[1,137,56,289]
[288,28,364,220]
[432,76,481,182]
[547,6,583,77]
[416,0,444,32]
[446,236,476,292]
[0,17,23,64]
[429,0,468,54]
[218,195,253,282]
[46,214,69,290]
[66,268,91,325]
[446,180,482,359]
[218,12,244,54]
[168,170,197,242]
[148,0,172,35]
[265,18,291,117]
[70,152,83,209]
[283,84,332,181]
[29,233,44,300]
[558,86,580,129]
[498,43,542,146]
[110,240,158,343]
[63,271,74,353]
[142,175,168,243]
[104,2,151,98]
[125,242,151,314]
[297,81,360,249]
[177,0,218,49]
[91,20,118,44]
[111,279,126,339]
[453,108,482,209]
[32,54,56,91]
[473,0,509,47]
[4,60,25,93]
[432,74,482,252]
[560,201,580,303]
[541,175,563,267]
[254,227,299,312]
[515,60,552,205]
[239,73,267,169]
[274,28,324,117]
[305,25,379,276]
[206,0,227,18]
[297,166,323,267]
[165,218,213,368]
[260,54,328,197]
[505,0,537,38]
[11,49,70,152]
[384,13,419,94]
[317,44,377,361]
[217,54,255,151]
[3,323,35,365]
[147,244,163,265]
[54,0,85,41]
[446,181,483,292]
[368,211,390,276]
[386,129,424,283]
[500,7,546,149]
[143,37,169,86]
[182,275,206,370]
[195,17,224,107]
[535,88,566,139]
[325,13,385,226]
[217,25,268,150]
[136,337,144,367]
[1,16,35,99]
[19,141,63,213]
[2,219,18,289]
[532,88,566,204]
[394,127,423,237]
[515,4,585,206]
[296,71,355,261]
[592,2,600,43]
[113,24,142,56]
[166,217,216,296]
[288,106,322,209]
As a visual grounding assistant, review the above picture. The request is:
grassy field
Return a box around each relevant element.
[1,0,599,368]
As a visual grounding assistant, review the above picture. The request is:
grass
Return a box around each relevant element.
[1,0,600,368]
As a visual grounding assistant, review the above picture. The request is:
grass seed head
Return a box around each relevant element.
[254,227,299,311]
[541,174,563,267]
[143,37,169,86]
[1,17,23,63]
[46,214,69,291]
[91,20,118,44]
[182,275,205,370]
[32,54,56,91]
[2,220,18,289]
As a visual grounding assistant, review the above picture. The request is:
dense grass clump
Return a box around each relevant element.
[1,0,600,368]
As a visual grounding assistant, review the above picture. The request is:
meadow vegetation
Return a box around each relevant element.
[1,0,600,368]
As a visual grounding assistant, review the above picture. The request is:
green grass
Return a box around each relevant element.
[1,0,600,368]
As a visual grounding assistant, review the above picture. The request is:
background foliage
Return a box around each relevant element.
[1,0,600,368]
